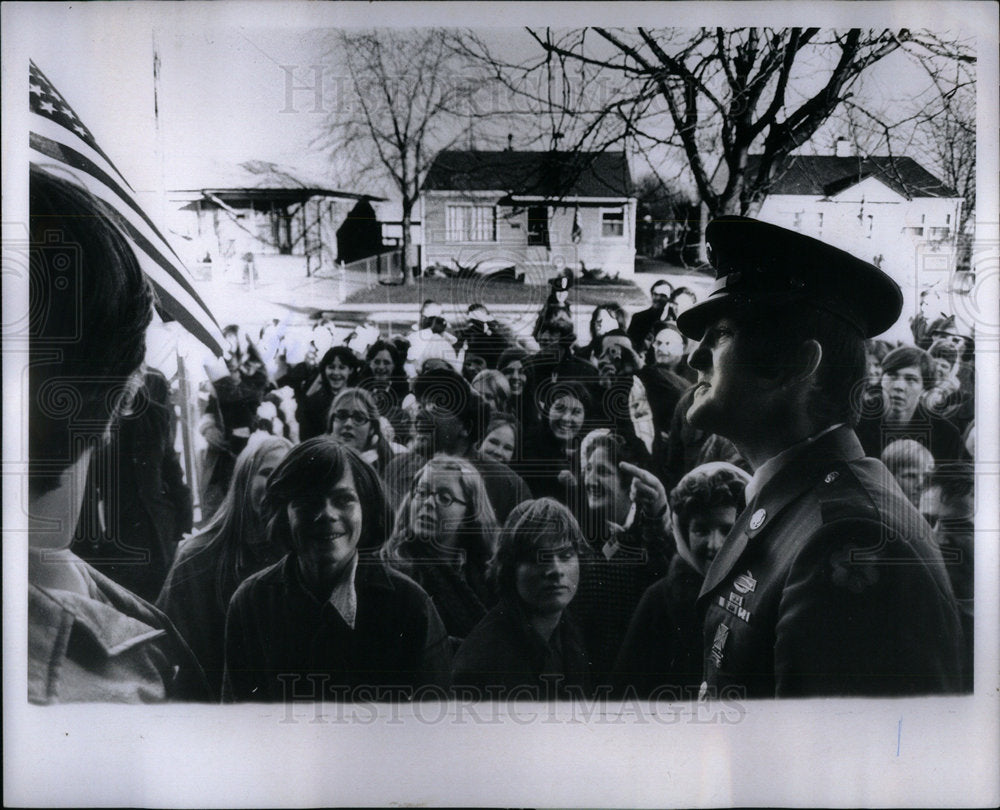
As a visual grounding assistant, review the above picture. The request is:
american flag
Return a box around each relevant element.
[29,61,225,356]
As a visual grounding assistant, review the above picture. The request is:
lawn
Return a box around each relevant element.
[342,275,649,307]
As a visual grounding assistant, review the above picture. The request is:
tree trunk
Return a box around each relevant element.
[401,202,414,286]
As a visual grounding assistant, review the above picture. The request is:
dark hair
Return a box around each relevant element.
[594,329,635,355]
[535,379,594,422]
[413,366,487,442]
[924,461,974,504]
[730,305,868,428]
[262,437,391,556]
[668,461,749,536]
[880,345,935,390]
[318,346,362,393]
[927,339,959,367]
[29,168,155,496]
[488,498,586,597]
[650,279,674,296]
[537,316,576,347]
[365,339,403,371]
[498,346,529,370]
[865,338,894,364]
[588,303,628,342]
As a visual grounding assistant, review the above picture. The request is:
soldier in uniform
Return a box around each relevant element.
[676,216,965,699]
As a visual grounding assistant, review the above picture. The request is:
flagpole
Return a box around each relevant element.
[152,29,169,231]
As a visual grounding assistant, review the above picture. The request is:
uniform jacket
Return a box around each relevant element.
[223,555,451,702]
[698,427,965,699]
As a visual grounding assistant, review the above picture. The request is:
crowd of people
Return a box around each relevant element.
[29,165,977,704]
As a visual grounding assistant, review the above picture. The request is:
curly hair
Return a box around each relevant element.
[668,461,750,536]
[488,497,586,597]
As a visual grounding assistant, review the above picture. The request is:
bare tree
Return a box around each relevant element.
[315,29,482,285]
[458,28,975,220]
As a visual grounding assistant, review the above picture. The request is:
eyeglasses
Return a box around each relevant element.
[332,409,369,426]
[412,485,467,508]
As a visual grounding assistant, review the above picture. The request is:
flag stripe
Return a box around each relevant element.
[30,133,206,307]
[29,61,224,357]
[33,154,223,355]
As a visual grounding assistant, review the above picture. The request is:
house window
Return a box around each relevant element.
[816,212,824,235]
[929,226,950,240]
[602,208,625,238]
[527,206,549,247]
[446,205,496,242]
[793,211,803,230]
[904,226,924,237]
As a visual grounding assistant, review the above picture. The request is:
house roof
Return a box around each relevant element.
[171,160,384,206]
[747,154,958,199]
[422,150,633,199]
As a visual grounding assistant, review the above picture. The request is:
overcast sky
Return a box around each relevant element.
[4,1,988,212]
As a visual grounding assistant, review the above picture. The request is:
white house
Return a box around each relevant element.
[420,150,637,283]
[742,151,964,337]
[165,160,386,280]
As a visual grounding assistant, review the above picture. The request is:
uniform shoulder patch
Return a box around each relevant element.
[817,461,880,525]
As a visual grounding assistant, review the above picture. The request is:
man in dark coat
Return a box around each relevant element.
[676,216,965,699]
[627,278,673,352]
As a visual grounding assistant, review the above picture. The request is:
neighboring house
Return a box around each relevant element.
[742,149,964,325]
[420,150,637,283]
[167,160,385,278]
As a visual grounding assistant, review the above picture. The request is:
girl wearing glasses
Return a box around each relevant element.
[327,388,404,476]
[381,456,500,647]
[223,438,451,702]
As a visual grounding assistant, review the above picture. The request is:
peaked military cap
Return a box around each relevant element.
[677,216,903,340]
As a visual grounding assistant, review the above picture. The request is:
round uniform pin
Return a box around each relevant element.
[749,508,767,530]
[824,471,839,483]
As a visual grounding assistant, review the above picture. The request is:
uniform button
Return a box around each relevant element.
[824,471,839,483]
[749,508,767,530]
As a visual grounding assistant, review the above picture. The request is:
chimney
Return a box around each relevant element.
[835,137,852,158]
